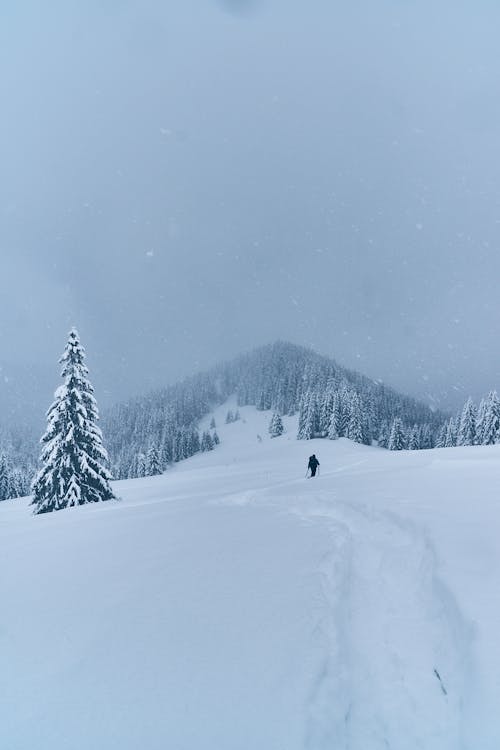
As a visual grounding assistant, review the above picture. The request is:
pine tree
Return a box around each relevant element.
[212,429,220,445]
[362,393,376,446]
[269,413,284,438]
[10,468,24,498]
[388,418,406,451]
[481,391,500,445]
[181,427,193,459]
[191,429,201,454]
[346,392,363,444]
[201,431,214,451]
[210,417,216,429]
[327,412,339,440]
[160,434,173,467]
[146,445,162,476]
[408,425,420,450]
[225,410,234,424]
[297,392,317,440]
[377,420,390,449]
[336,385,351,437]
[420,424,433,449]
[476,398,488,445]
[31,328,115,514]
[458,398,477,446]
[444,417,457,447]
[435,423,447,448]
[173,429,183,462]
[326,392,340,440]
[319,383,336,436]
[297,393,308,439]
[0,453,11,501]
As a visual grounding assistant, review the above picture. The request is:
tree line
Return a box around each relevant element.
[3,338,500,508]
[103,340,445,473]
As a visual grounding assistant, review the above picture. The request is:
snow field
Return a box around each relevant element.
[1,399,500,748]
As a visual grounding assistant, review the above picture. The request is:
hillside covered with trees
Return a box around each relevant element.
[103,341,446,479]
[4,341,500,500]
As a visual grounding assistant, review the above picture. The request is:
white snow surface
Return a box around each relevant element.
[2,398,500,749]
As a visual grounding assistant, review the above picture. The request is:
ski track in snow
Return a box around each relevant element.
[190,427,478,749]
[296,495,475,750]
[217,458,476,749]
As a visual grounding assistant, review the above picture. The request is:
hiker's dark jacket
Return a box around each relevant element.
[308,456,319,470]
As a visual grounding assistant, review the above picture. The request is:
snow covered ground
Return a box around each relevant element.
[2,399,500,749]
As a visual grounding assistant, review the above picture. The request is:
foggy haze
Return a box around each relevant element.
[2,0,500,423]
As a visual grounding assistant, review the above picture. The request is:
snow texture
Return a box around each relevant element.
[1,399,499,748]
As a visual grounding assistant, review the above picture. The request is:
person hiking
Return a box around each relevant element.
[307,454,320,478]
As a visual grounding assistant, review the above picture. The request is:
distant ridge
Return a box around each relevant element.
[103,341,446,479]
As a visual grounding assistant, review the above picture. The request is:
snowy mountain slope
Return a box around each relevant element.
[1,399,499,749]
[103,340,446,481]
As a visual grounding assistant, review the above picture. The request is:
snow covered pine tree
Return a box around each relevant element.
[269,413,284,438]
[31,328,115,514]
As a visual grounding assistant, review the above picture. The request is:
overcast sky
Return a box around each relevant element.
[2,0,500,423]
